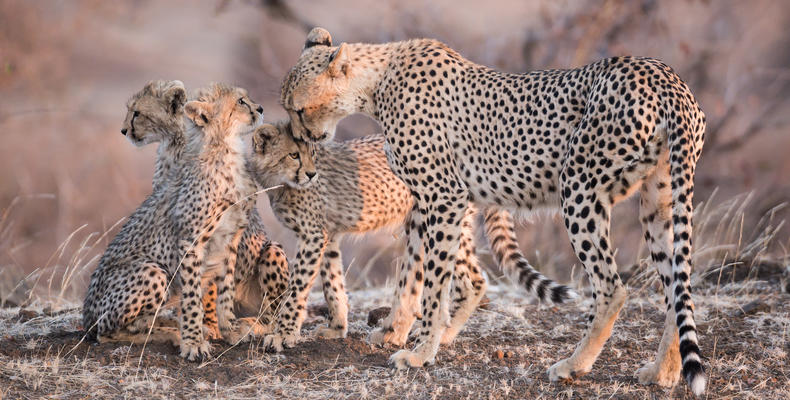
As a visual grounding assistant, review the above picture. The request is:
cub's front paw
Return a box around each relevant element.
[179,339,211,361]
[368,326,408,347]
[315,325,347,339]
[262,331,299,352]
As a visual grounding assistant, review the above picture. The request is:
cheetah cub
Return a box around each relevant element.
[248,122,576,352]
[170,83,264,360]
[83,80,188,346]
[115,80,290,340]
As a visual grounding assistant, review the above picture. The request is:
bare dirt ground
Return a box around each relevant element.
[1,268,788,400]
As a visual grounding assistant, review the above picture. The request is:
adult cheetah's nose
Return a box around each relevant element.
[306,171,316,180]
[121,128,127,136]
[256,105,263,114]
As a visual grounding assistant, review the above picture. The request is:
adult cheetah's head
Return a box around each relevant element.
[121,80,186,146]
[280,27,356,143]
[184,83,264,139]
[248,122,317,189]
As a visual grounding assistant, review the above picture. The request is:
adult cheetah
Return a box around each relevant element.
[249,121,576,351]
[116,80,290,339]
[280,28,707,395]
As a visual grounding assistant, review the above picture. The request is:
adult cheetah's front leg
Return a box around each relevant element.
[263,227,327,352]
[390,189,468,369]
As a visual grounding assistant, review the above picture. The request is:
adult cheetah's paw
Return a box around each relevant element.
[388,349,433,369]
[315,325,347,339]
[263,332,299,352]
[179,339,211,361]
[368,327,408,347]
[636,361,681,388]
[548,358,590,382]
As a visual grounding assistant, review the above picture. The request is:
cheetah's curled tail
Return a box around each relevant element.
[484,209,578,304]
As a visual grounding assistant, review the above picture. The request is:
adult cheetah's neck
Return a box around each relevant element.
[344,42,402,115]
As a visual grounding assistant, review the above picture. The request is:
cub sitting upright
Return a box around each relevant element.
[169,83,264,360]
[116,80,290,339]
[82,80,188,345]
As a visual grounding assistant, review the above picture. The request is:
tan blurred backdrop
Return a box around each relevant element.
[1,0,789,303]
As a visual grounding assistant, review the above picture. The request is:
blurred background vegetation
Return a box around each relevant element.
[1,0,788,306]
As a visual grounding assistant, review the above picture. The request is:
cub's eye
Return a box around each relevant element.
[238,98,245,105]
[296,108,305,116]
[289,152,300,159]
[133,111,140,117]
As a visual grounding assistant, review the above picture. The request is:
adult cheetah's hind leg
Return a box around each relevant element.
[635,152,683,388]
[315,236,349,339]
[548,147,627,382]
[441,203,487,345]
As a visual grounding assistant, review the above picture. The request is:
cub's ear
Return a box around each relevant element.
[184,101,211,126]
[327,42,350,78]
[303,27,332,52]
[252,124,279,154]
[164,81,186,115]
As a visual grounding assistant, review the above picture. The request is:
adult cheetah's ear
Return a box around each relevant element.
[303,27,332,52]
[184,100,211,127]
[327,43,350,78]
[164,81,186,116]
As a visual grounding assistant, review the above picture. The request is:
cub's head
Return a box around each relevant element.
[184,83,263,137]
[280,27,359,143]
[249,122,317,188]
[122,80,187,146]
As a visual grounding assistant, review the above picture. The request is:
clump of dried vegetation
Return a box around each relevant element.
[0,190,787,399]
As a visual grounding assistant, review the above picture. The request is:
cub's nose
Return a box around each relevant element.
[121,128,128,135]
[256,105,264,114]
[306,171,316,180]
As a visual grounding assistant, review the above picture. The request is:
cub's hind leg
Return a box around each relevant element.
[94,262,174,344]
[315,236,349,339]
[369,205,424,347]
[441,203,487,345]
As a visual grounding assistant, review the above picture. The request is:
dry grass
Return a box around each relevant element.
[0,190,788,399]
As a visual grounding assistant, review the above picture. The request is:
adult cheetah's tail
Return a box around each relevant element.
[483,209,578,304]
[668,119,706,396]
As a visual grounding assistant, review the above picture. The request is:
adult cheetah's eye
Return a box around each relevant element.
[238,98,245,105]
[133,110,140,117]
[289,152,299,159]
